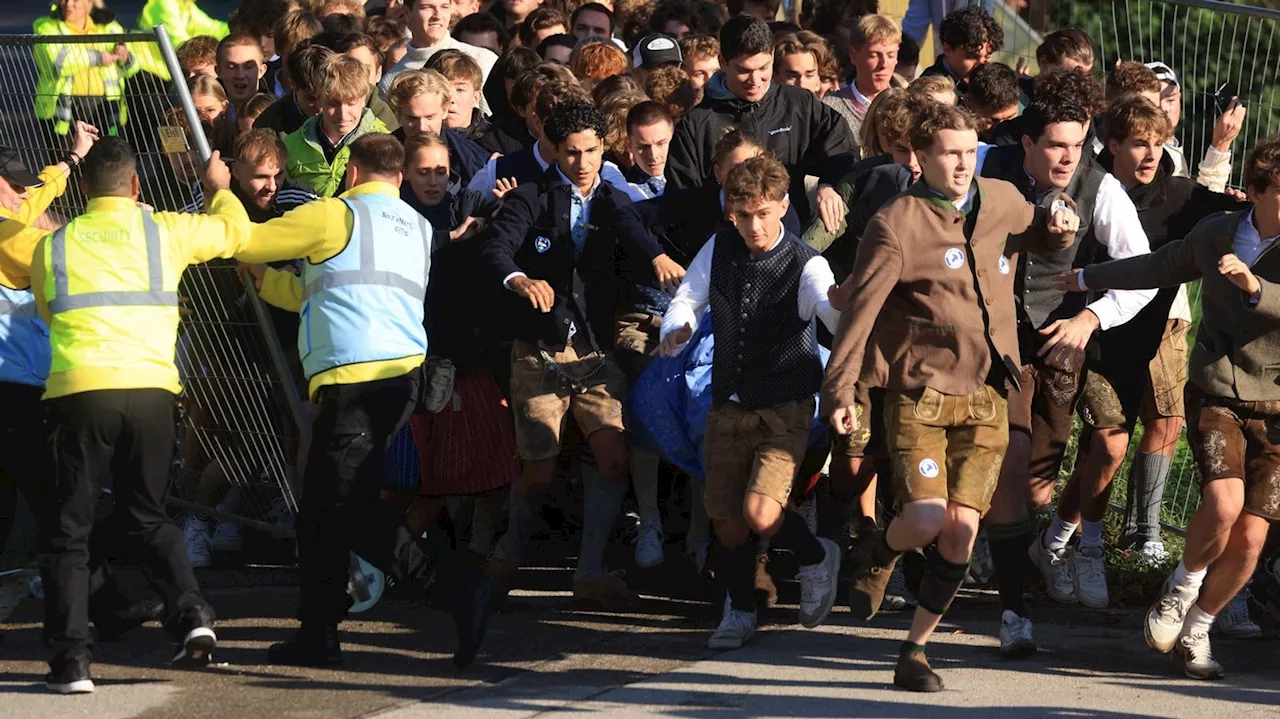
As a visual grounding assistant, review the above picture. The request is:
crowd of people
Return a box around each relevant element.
[2,0,1280,699]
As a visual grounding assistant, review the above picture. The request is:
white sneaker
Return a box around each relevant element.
[1173,631,1225,680]
[708,595,757,649]
[211,519,242,552]
[1072,545,1109,609]
[1029,536,1076,604]
[1146,578,1194,653]
[969,528,994,586]
[184,516,213,569]
[634,522,664,569]
[1138,540,1170,567]
[796,537,841,628]
[999,609,1036,659]
[1213,589,1261,639]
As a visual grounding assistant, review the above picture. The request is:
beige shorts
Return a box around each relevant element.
[510,338,628,461]
[1142,318,1189,420]
[703,397,815,521]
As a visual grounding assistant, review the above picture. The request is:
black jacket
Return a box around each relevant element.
[480,117,535,155]
[253,93,309,136]
[922,55,967,101]
[828,163,916,281]
[480,166,665,350]
[665,75,856,224]
[1093,149,1248,366]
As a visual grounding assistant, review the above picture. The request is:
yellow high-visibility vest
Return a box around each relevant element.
[40,206,182,397]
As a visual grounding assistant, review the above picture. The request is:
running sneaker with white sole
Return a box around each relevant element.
[999,609,1037,659]
[708,595,757,649]
[45,656,93,694]
[1213,589,1261,639]
[796,537,841,628]
[172,626,217,667]
[1173,631,1225,680]
[1146,578,1194,653]
[1029,536,1076,604]
[184,516,213,569]
[634,521,664,569]
[211,519,242,553]
[1072,545,1109,609]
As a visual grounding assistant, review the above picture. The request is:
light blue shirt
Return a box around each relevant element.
[1232,209,1280,267]
[557,168,601,259]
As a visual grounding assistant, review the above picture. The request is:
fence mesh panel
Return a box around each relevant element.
[952,0,1280,532]
[0,31,302,538]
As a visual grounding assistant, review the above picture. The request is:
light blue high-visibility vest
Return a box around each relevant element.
[299,194,430,380]
[0,219,51,387]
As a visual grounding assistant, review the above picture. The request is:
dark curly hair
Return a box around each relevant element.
[966,62,1020,112]
[939,5,1003,57]
[1033,66,1107,118]
[720,13,774,62]
[1021,97,1091,143]
[544,97,611,145]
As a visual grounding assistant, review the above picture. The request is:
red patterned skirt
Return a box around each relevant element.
[409,366,519,496]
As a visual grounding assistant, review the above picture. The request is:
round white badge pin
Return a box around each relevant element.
[918,458,940,478]
[944,247,965,270]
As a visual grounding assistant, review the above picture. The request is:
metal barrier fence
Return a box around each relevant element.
[959,0,1280,532]
[0,29,305,540]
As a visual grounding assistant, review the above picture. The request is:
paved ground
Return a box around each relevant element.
[2,554,1279,719]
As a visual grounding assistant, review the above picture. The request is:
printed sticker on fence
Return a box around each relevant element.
[158,125,189,154]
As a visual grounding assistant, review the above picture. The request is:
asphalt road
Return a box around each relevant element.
[2,548,1279,719]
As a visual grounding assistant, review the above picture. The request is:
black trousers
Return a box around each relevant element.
[39,388,207,664]
[0,383,129,628]
[298,370,422,627]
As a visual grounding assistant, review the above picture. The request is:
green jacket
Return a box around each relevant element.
[283,109,389,197]
[137,0,229,47]
[32,16,137,134]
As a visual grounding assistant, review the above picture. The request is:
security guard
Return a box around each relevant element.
[1,125,163,652]
[248,133,493,670]
[31,137,272,694]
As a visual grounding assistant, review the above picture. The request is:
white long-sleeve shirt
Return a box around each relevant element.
[660,229,842,352]
[379,36,497,115]
[1081,173,1157,329]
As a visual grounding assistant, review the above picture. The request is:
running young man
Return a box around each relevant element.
[826,103,1078,692]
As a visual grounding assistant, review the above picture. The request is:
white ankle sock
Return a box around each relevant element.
[1045,516,1078,552]
[1078,520,1103,550]
[1181,604,1215,638]
[1171,560,1207,598]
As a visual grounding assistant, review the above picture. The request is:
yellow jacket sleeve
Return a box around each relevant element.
[259,268,303,312]
[157,188,254,269]
[235,197,354,265]
[0,222,50,290]
[0,166,71,227]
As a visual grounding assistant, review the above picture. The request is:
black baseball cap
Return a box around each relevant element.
[633,34,683,70]
[0,148,44,189]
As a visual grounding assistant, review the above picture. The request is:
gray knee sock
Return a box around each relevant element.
[631,448,661,527]
[577,462,627,581]
[499,483,538,562]
[1130,452,1172,542]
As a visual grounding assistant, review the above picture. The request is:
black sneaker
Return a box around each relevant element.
[46,655,94,694]
[171,604,217,667]
[267,625,344,667]
[893,647,944,692]
[96,596,165,642]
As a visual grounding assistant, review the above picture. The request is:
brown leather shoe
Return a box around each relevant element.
[894,647,944,692]
[754,552,778,607]
[847,539,898,621]
[573,573,638,611]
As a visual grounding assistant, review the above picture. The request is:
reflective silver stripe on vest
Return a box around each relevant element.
[300,198,427,301]
[0,297,16,314]
[47,212,179,314]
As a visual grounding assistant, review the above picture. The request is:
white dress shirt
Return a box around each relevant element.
[1082,173,1157,329]
[660,228,841,356]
